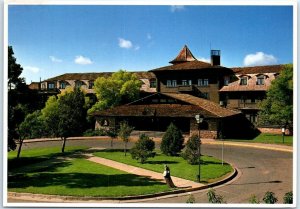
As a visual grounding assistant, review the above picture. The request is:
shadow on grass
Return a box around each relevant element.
[8,172,166,189]
[8,148,86,172]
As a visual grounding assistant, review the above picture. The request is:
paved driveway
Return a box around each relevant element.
[8,138,293,204]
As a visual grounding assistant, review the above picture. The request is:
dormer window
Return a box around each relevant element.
[256,75,265,85]
[75,80,83,88]
[240,77,248,85]
[224,76,230,86]
[89,81,94,89]
[150,79,157,88]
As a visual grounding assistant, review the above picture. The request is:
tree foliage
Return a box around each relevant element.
[41,88,86,152]
[118,121,134,156]
[130,134,155,163]
[182,134,200,164]
[160,123,184,156]
[283,191,293,204]
[88,70,141,113]
[262,191,278,204]
[258,64,293,129]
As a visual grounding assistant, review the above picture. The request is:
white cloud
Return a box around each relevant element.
[74,55,93,65]
[24,66,41,74]
[243,52,277,66]
[118,38,133,49]
[197,57,210,63]
[49,56,62,63]
[170,5,185,12]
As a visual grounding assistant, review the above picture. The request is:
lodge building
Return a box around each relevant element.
[37,45,285,138]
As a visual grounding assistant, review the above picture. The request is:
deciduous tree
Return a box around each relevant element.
[258,64,293,131]
[118,121,134,156]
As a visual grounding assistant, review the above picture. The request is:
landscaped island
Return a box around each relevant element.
[8,146,233,197]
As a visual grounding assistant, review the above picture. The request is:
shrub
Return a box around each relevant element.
[262,191,278,204]
[283,191,293,204]
[249,194,260,204]
[207,188,225,203]
[160,123,184,156]
[182,134,200,164]
[130,134,155,163]
[186,194,196,203]
[83,128,106,136]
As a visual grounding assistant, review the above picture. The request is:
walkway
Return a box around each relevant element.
[84,151,203,189]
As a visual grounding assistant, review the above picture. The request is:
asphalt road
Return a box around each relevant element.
[8,138,293,204]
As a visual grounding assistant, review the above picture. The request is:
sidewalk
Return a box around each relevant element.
[84,152,203,189]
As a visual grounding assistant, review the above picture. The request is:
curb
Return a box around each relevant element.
[203,141,293,153]
[8,168,238,202]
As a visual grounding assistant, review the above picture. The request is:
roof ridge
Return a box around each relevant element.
[169,45,197,64]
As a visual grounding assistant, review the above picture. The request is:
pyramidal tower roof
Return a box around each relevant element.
[169,45,197,64]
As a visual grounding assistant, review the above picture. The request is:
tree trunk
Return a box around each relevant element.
[61,137,67,153]
[16,138,24,159]
[124,142,127,156]
[111,138,113,148]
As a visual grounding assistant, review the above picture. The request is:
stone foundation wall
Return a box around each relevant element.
[258,127,291,135]
[190,130,218,139]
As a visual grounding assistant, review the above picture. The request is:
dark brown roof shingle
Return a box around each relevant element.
[169,45,197,64]
[232,65,284,74]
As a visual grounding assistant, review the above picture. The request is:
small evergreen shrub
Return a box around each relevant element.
[262,191,278,204]
[186,194,196,203]
[249,194,260,204]
[182,134,200,164]
[160,123,184,156]
[283,191,293,204]
[207,188,225,204]
[130,134,155,163]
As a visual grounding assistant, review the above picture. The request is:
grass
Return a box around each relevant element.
[226,133,293,146]
[94,150,233,183]
[8,146,171,197]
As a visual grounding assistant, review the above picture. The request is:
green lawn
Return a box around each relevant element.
[226,133,293,146]
[8,146,171,197]
[94,150,233,183]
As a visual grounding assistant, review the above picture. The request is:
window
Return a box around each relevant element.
[89,81,94,89]
[167,80,172,87]
[256,75,265,85]
[182,80,187,86]
[224,76,230,86]
[198,79,209,86]
[172,80,177,87]
[240,77,248,85]
[75,81,82,88]
[60,82,66,89]
[150,79,157,88]
[188,80,192,85]
[48,83,55,89]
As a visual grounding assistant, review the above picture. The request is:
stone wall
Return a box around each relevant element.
[258,127,291,135]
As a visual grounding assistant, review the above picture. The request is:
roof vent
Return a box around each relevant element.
[211,50,221,66]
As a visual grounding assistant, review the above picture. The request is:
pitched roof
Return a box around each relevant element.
[150,60,232,72]
[169,45,197,64]
[93,93,240,118]
[44,71,155,82]
[162,93,240,117]
[93,104,208,118]
[232,65,284,74]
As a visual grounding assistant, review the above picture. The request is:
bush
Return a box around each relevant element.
[182,134,200,164]
[160,123,184,156]
[262,191,278,204]
[186,194,196,203]
[207,188,225,203]
[249,194,260,204]
[130,134,155,163]
[283,191,293,204]
[83,128,106,136]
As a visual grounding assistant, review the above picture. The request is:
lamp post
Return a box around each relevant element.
[282,127,285,144]
[195,114,204,183]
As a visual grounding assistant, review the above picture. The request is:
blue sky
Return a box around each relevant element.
[8,5,293,83]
